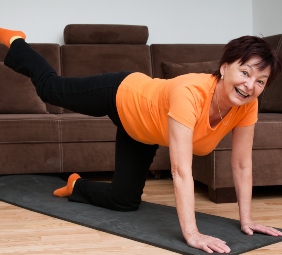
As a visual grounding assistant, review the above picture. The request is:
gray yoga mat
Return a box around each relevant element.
[0,174,281,255]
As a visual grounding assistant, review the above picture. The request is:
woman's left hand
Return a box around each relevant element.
[241,220,282,237]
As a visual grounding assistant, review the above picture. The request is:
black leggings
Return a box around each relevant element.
[5,39,159,211]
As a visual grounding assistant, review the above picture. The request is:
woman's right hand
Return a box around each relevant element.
[185,231,231,253]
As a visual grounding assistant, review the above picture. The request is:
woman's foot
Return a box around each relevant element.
[0,27,26,48]
[53,173,81,197]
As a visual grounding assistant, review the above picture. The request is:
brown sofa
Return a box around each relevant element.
[0,25,170,176]
[0,24,281,203]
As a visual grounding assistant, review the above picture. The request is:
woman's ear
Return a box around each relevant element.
[220,63,227,76]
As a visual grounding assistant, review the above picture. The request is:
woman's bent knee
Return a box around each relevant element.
[112,198,141,212]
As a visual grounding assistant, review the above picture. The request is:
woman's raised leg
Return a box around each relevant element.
[4,38,130,118]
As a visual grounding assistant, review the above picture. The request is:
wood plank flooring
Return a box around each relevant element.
[0,174,281,254]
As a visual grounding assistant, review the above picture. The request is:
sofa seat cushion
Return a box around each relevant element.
[62,142,116,172]
[0,114,60,143]
[193,149,282,188]
[215,113,282,150]
[253,113,282,149]
[57,114,117,142]
[0,143,62,174]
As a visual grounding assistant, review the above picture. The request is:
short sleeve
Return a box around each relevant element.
[236,99,258,127]
[168,85,197,129]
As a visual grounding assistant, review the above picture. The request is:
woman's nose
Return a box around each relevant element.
[244,78,255,90]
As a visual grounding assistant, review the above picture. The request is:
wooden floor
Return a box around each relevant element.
[0,173,281,254]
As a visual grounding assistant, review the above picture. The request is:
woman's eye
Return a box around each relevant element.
[242,71,248,76]
[257,80,265,86]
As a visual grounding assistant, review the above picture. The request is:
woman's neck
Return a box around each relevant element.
[209,82,232,127]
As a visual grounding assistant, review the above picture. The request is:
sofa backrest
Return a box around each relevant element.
[0,45,7,60]
[61,24,152,113]
[258,34,282,113]
[150,44,225,79]
[0,43,62,114]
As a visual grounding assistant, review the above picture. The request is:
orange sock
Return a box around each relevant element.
[53,173,81,197]
[0,27,26,48]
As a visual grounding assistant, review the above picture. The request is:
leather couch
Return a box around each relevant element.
[0,24,281,203]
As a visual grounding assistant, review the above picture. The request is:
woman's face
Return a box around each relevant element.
[220,56,271,107]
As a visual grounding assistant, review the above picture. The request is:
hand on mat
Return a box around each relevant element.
[241,221,282,237]
[185,231,231,253]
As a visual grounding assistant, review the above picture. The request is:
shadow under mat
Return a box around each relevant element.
[0,174,281,255]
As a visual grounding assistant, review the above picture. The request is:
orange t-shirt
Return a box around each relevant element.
[116,72,258,156]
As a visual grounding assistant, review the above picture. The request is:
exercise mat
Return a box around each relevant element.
[0,174,281,254]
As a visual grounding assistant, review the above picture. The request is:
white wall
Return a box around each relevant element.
[253,0,282,37]
[0,0,253,45]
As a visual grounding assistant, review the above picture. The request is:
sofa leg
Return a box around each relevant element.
[208,186,237,203]
[150,170,162,179]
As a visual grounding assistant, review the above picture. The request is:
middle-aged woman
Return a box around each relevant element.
[0,27,281,254]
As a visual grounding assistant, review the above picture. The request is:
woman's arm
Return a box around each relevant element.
[231,125,282,236]
[168,117,231,253]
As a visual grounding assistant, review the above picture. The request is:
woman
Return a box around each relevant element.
[0,27,281,254]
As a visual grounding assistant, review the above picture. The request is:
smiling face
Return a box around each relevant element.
[219,55,271,108]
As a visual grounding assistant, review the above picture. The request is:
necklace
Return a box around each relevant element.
[215,89,233,125]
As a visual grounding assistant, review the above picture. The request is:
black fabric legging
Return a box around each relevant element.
[5,39,159,211]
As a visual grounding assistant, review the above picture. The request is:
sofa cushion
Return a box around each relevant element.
[61,44,152,77]
[61,44,152,113]
[0,63,48,114]
[253,113,282,149]
[62,142,116,172]
[62,25,151,113]
[0,114,60,143]
[0,43,63,114]
[0,143,61,174]
[213,113,282,150]
[162,60,220,79]
[57,114,117,142]
[150,44,224,78]
[258,34,282,113]
[0,44,8,61]
[64,24,149,44]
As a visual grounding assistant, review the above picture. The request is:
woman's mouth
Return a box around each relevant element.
[235,87,249,98]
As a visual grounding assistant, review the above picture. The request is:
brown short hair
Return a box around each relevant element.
[213,36,282,86]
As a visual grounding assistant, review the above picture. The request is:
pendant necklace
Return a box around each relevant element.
[215,88,233,125]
